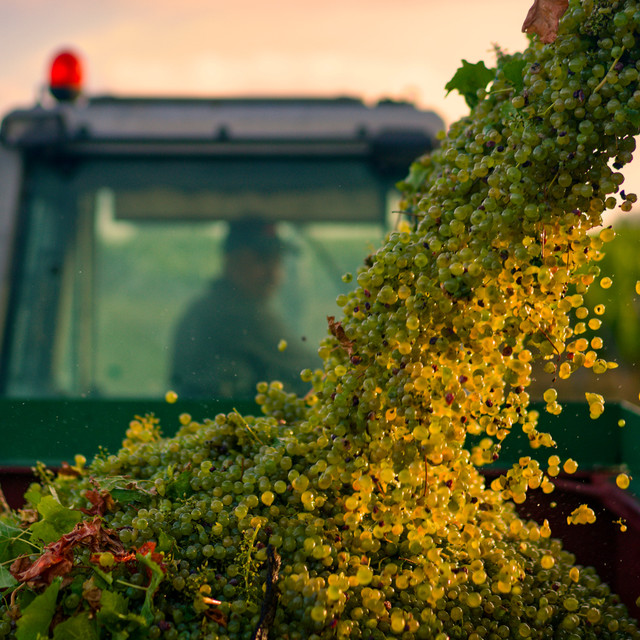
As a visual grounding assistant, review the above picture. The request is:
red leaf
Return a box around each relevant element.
[522,0,569,44]
[137,540,165,569]
[90,539,165,573]
[81,489,116,516]
[10,548,73,586]
[11,518,125,588]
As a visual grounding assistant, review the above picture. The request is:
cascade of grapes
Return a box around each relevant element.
[2,1,640,639]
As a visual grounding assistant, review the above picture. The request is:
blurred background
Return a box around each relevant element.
[3,0,640,218]
[1,1,533,129]
[1,0,639,400]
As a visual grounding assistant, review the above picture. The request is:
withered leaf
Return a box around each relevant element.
[81,489,115,516]
[11,518,124,588]
[18,508,39,526]
[205,608,228,627]
[522,0,569,44]
[327,316,355,357]
[10,548,73,587]
[90,540,165,572]
[58,462,81,478]
[82,577,103,612]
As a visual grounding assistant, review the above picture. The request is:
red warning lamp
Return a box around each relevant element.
[49,50,84,102]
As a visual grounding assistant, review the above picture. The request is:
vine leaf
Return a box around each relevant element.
[625,108,640,129]
[327,316,355,356]
[81,489,116,516]
[29,495,83,545]
[502,58,528,94]
[15,577,61,640]
[137,546,166,624]
[166,470,192,500]
[52,611,99,640]
[445,60,495,109]
[97,588,147,630]
[11,518,124,588]
[522,0,569,44]
[404,162,429,191]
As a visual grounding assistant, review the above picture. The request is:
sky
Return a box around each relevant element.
[0,0,530,122]
[0,0,638,224]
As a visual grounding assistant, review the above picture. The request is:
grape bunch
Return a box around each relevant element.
[3,1,640,638]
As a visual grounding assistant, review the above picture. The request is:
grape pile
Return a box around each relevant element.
[3,1,640,638]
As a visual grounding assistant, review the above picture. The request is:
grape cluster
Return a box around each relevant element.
[3,1,640,638]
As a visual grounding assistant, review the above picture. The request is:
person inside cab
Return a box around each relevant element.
[170,218,315,398]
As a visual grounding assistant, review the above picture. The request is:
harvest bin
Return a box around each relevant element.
[1,399,640,617]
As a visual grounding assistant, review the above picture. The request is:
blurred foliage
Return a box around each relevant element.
[585,221,640,365]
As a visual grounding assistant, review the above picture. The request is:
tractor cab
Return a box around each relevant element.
[0,50,444,402]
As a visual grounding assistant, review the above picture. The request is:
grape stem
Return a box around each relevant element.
[594,46,626,94]
[372,475,386,495]
[523,305,561,355]
[232,409,265,444]
[394,209,424,220]
[116,579,148,591]
[424,456,429,497]
[243,524,261,596]
[538,103,555,118]
[92,564,114,585]
[10,583,24,609]
[544,172,559,199]
[488,88,513,97]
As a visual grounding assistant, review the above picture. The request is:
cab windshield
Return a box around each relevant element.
[1,155,397,399]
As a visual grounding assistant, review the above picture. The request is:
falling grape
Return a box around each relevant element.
[617,473,631,490]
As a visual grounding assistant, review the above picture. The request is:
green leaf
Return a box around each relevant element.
[502,58,527,94]
[110,488,150,506]
[98,589,128,619]
[156,530,174,553]
[445,59,495,109]
[625,108,640,128]
[0,564,18,589]
[97,589,147,632]
[137,552,165,624]
[23,486,43,507]
[499,101,519,122]
[29,496,83,544]
[404,163,429,191]
[166,471,191,500]
[52,612,98,640]
[0,518,35,564]
[16,577,61,640]
[0,518,36,591]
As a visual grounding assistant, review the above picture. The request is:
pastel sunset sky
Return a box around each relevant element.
[0,1,536,121]
[1,0,638,222]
